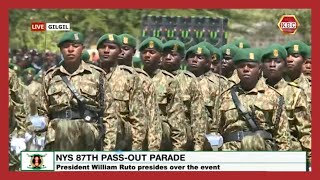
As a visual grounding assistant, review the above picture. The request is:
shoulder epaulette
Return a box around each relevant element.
[288,81,301,89]
[161,69,174,78]
[44,65,57,75]
[135,68,149,77]
[118,65,134,74]
[183,70,196,78]
[88,64,106,75]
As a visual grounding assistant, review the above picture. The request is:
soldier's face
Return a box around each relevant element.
[162,50,182,71]
[262,58,286,80]
[119,45,135,62]
[286,53,305,73]
[302,58,311,76]
[236,61,261,83]
[60,42,83,63]
[186,53,209,73]
[221,56,235,74]
[211,59,220,73]
[97,42,121,63]
[141,48,161,68]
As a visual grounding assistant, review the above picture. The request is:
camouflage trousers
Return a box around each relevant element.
[290,136,303,150]
[115,119,132,151]
[160,119,193,151]
[44,119,99,151]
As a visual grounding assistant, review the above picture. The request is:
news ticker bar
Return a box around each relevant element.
[21,151,307,172]
[31,22,70,31]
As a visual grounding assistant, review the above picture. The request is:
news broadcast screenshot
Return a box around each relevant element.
[8,9,311,172]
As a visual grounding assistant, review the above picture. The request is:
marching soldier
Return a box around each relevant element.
[9,68,28,171]
[38,31,119,151]
[118,33,162,151]
[219,44,240,87]
[211,48,292,151]
[261,43,311,163]
[97,33,147,151]
[284,40,311,113]
[162,40,206,151]
[302,45,311,85]
[140,37,187,151]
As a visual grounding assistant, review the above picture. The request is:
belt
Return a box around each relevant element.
[50,109,98,121]
[222,130,273,142]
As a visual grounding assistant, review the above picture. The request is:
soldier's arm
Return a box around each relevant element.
[273,95,292,151]
[129,76,147,150]
[190,79,207,151]
[168,80,187,151]
[103,83,119,151]
[9,72,28,137]
[294,90,311,159]
[209,93,224,136]
[146,82,162,151]
[37,75,51,129]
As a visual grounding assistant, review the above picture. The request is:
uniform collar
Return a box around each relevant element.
[272,78,287,90]
[237,78,266,95]
[53,60,92,76]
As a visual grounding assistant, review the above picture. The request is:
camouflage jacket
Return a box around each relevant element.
[284,74,311,113]
[226,70,241,88]
[135,68,162,151]
[107,65,147,150]
[150,69,187,150]
[9,68,27,136]
[212,78,292,151]
[197,71,228,133]
[37,61,119,150]
[272,78,311,158]
[27,80,42,115]
[172,70,207,150]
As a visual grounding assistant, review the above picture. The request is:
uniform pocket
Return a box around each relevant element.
[113,91,130,114]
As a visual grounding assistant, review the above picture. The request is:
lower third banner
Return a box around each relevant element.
[20,151,307,172]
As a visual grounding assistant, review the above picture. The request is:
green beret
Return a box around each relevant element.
[233,48,261,64]
[119,34,137,49]
[285,40,309,57]
[306,45,311,59]
[138,37,163,52]
[23,67,36,75]
[261,44,287,61]
[96,33,121,48]
[198,42,222,61]
[220,44,239,58]
[81,50,90,62]
[57,31,84,47]
[9,63,21,73]
[232,38,251,49]
[185,45,211,59]
[163,40,185,56]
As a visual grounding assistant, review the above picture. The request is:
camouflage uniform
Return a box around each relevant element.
[27,80,42,115]
[107,65,147,151]
[212,79,292,150]
[226,70,240,88]
[151,69,187,150]
[198,71,228,135]
[38,61,119,151]
[9,68,27,171]
[284,74,311,114]
[135,68,162,151]
[271,78,311,159]
[172,69,206,150]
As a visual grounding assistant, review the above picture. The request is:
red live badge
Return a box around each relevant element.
[277,15,300,35]
[31,22,46,32]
